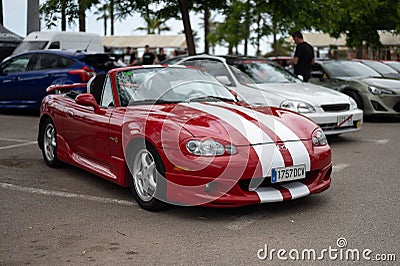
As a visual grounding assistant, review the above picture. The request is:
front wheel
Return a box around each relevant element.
[128,144,167,211]
[346,90,364,110]
[41,118,62,168]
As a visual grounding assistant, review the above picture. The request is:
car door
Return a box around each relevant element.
[62,75,114,167]
[22,53,73,107]
[0,53,34,107]
[309,63,342,90]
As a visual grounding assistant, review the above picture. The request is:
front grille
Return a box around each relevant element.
[319,121,358,131]
[238,171,318,191]
[321,104,350,112]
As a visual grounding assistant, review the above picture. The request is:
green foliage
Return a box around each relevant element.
[38,0,399,56]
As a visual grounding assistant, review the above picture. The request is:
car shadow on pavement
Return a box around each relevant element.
[162,194,330,221]
[363,116,400,123]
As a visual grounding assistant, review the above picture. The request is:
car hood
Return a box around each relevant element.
[133,102,317,146]
[255,82,351,105]
[360,77,400,91]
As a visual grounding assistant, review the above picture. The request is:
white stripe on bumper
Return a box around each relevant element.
[281,181,310,199]
[254,187,283,203]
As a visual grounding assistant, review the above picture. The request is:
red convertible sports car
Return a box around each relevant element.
[38,66,331,211]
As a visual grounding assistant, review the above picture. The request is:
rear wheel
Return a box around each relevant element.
[128,143,167,211]
[41,118,62,167]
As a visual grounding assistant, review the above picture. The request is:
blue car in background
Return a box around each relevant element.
[0,50,123,109]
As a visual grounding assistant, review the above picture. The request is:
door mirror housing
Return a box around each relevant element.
[75,93,100,110]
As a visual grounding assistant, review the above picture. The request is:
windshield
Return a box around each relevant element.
[12,41,49,55]
[361,60,399,74]
[324,61,382,78]
[229,60,300,84]
[384,61,400,72]
[115,67,236,106]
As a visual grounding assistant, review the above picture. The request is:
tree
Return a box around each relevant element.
[317,0,400,58]
[135,10,171,34]
[40,0,100,32]
[94,2,109,36]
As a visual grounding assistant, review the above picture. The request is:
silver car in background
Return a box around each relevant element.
[175,55,363,136]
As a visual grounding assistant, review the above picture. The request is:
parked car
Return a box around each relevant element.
[38,65,331,211]
[310,60,400,116]
[174,55,363,136]
[353,59,400,79]
[0,50,123,109]
[266,56,292,68]
[11,31,104,56]
[381,61,400,74]
[159,54,189,65]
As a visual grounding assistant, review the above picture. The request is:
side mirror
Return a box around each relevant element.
[297,75,304,81]
[216,75,231,86]
[311,71,324,79]
[75,93,100,110]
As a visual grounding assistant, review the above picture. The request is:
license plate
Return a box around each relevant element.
[271,165,306,183]
[337,114,353,127]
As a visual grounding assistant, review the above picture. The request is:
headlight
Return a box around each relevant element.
[348,97,358,109]
[186,139,237,156]
[312,128,328,146]
[368,86,395,95]
[280,100,316,113]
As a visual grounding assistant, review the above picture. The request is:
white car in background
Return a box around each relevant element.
[175,55,363,136]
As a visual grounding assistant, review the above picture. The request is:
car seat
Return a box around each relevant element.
[88,73,107,104]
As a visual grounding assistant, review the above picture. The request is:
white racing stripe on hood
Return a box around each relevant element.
[223,103,311,171]
[181,102,285,177]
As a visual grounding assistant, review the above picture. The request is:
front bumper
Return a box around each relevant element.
[363,93,400,116]
[305,109,363,135]
[163,163,332,208]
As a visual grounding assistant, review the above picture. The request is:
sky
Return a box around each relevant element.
[2,0,271,55]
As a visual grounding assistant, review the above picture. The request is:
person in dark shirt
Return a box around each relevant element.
[156,47,167,63]
[122,47,137,66]
[290,31,315,82]
[141,45,156,65]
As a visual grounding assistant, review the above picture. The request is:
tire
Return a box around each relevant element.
[346,90,364,110]
[127,143,167,211]
[41,118,62,168]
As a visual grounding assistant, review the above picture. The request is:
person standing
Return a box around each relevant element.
[141,45,156,65]
[156,48,168,63]
[290,31,315,82]
[121,47,137,66]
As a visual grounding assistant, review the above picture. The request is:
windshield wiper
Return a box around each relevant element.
[185,95,235,103]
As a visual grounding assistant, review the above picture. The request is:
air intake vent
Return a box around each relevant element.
[321,104,350,112]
